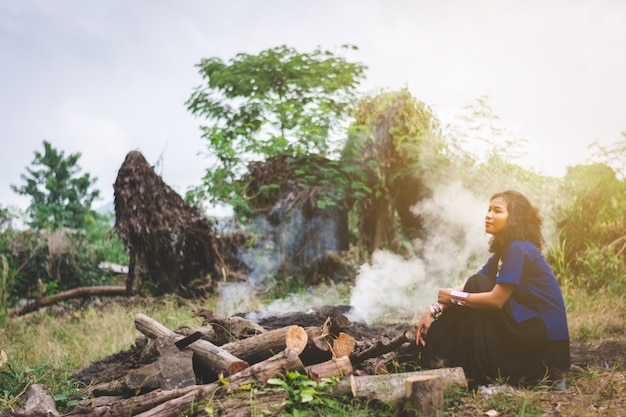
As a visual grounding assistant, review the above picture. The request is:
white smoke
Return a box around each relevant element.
[216,282,261,317]
[243,283,348,322]
[216,181,492,323]
[349,181,489,324]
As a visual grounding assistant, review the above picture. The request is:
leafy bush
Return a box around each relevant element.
[0,227,117,305]
[552,163,626,292]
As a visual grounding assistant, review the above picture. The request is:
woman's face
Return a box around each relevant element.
[485,196,509,238]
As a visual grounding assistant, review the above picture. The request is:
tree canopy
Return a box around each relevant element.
[186,44,367,213]
[11,140,100,230]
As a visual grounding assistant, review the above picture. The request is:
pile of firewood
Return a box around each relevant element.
[21,309,467,417]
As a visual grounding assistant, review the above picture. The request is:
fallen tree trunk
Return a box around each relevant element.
[134,313,249,376]
[331,367,467,397]
[220,325,308,364]
[10,286,127,316]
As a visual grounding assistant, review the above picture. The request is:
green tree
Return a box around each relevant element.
[186,45,367,215]
[11,140,100,230]
[342,89,445,254]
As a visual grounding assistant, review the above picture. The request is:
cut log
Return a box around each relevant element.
[304,326,327,348]
[332,332,356,358]
[306,356,353,382]
[405,375,443,416]
[134,348,304,417]
[220,325,308,364]
[300,326,333,365]
[10,285,127,316]
[17,384,59,416]
[349,330,412,366]
[225,347,305,392]
[193,308,265,344]
[72,385,201,416]
[76,348,304,417]
[327,314,351,336]
[207,388,288,417]
[300,325,355,365]
[88,337,196,396]
[175,327,218,345]
[134,313,248,376]
[130,385,216,417]
[331,367,467,397]
[90,379,127,397]
[125,337,196,391]
[73,395,126,411]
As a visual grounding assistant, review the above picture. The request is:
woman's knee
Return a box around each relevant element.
[463,273,496,293]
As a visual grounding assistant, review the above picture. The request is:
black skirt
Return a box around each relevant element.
[415,274,570,389]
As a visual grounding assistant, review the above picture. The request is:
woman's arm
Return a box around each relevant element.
[438,282,515,310]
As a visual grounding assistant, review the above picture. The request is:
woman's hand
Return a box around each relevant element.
[437,288,453,305]
[414,309,432,346]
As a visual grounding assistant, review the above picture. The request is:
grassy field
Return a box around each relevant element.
[1,285,625,416]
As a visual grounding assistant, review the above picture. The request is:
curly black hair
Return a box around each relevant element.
[488,190,545,253]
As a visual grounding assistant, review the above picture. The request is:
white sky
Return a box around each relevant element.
[1,0,625,211]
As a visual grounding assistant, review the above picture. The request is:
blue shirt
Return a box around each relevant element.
[478,240,569,341]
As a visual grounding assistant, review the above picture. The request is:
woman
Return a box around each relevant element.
[414,190,570,388]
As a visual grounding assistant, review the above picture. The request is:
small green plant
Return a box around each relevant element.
[267,372,336,408]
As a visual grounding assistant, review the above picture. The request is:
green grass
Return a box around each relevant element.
[563,286,626,341]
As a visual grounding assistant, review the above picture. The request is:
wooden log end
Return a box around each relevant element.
[405,375,443,417]
[350,374,357,397]
[306,356,353,382]
[228,360,250,375]
[332,332,356,358]
[285,325,308,355]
